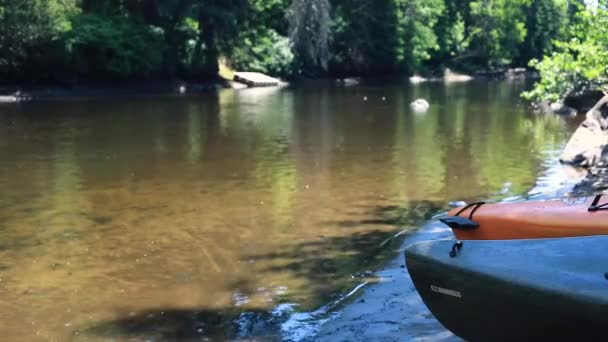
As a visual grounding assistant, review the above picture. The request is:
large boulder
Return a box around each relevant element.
[443,68,473,83]
[564,89,605,113]
[560,94,608,168]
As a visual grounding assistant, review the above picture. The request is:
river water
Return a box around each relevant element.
[0,80,579,341]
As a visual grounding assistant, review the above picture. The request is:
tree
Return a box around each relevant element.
[431,0,469,68]
[65,13,166,79]
[465,0,529,70]
[191,0,248,78]
[332,0,399,74]
[0,0,77,80]
[229,0,295,77]
[147,0,247,78]
[329,0,443,75]
[66,0,248,80]
[518,0,569,64]
[523,2,608,102]
[394,0,445,72]
[287,0,331,73]
[0,0,579,83]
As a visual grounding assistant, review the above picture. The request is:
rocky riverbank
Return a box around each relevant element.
[409,67,537,85]
[558,94,608,194]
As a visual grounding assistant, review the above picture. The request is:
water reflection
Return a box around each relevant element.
[0,80,576,341]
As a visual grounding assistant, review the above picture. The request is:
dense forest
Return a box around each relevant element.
[0,0,606,101]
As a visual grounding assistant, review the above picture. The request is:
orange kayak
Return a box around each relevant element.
[442,195,608,240]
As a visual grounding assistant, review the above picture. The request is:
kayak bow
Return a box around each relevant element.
[405,236,608,341]
[443,195,608,240]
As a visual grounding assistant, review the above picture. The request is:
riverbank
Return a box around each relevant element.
[0,68,537,105]
[0,80,236,104]
[409,68,538,84]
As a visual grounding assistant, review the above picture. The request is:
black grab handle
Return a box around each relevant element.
[440,216,479,230]
[588,194,608,212]
[453,201,485,219]
[441,201,484,230]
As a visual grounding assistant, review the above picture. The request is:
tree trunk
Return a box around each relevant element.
[199,10,219,79]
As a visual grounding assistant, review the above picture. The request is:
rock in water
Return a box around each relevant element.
[410,99,429,113]
[560,95,608,167]
[409,75,426,84]
[443,68,473,83]
[550,102,577,116]
[337,78,360,87]
[0,95,18,103]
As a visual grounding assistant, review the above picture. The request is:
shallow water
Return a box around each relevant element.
[0,80,578,341]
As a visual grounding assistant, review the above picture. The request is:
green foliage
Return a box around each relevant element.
[228,0,294,77]
[231,28,295,77]
[394,0,445,71]
[519,0,569,63]
[247,0,290,34]
[329,0,398,74]
[433,5,468,63]
[66,14,166,79]
[523,3,608,102]
[466,0,529,69]
[0,0,77,74]
[328,0,443,75]
[0,0,585,82]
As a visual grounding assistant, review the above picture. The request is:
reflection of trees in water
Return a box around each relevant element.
[470,86,568,196]
[394,81,572,202]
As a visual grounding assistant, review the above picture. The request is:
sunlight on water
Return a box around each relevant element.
[0,80,579,340]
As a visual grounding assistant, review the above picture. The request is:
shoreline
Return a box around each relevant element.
[304,219,458,342]
[0,69,537,105]
[0,80,240,104]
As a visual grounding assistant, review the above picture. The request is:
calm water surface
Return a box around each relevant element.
[0,81,577,341]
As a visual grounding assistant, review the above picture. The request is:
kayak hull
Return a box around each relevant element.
[405,236,608,341]
[447,197,608,240]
